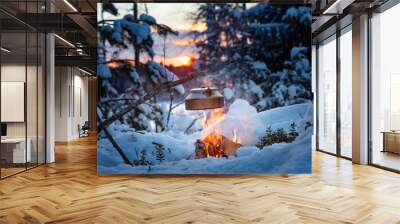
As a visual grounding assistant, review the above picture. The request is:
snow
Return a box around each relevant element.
[251,61,268,70]
[226,99,257,117]
[112,18,151,45]
[223,88,234,100]
[282,7,311,26]
[98,3,313,174]
[202,101,311,146]
[248,80,264,98]
[290,46,307,60]
[129,70,140,83]
[233,8,242,18]
[98,100,313,174]
[101,80,118,95]
[98,63,112,79]
[288,85,299,98]
[147,61,185,95]
[124,22,151,45]
[137,103,152,115]
[165,103,203,133]
[139,14,156,25]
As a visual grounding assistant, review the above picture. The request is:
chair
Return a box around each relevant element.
[78,121,90,138]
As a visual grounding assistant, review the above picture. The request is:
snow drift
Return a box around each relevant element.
[98,100,313,174]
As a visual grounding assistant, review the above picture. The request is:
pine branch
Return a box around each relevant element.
[171,100,186,110]
[184,116,202,134]
[100,97,139,104]
[98,74,194,133]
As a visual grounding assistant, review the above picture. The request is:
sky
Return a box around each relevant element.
[100,3,202,31]
[144,3,208,66]
[99,3,257,67]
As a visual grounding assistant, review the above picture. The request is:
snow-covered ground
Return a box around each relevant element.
[98,100,313,174]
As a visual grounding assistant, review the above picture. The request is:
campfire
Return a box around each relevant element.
[194,109,242,159]
[185,87,242,159]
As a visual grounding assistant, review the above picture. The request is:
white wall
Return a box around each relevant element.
[72,73,89,138]
[1,63,46,164]
[55,66,69,141]
[311,45,316,150]
[1,65,41,138]
[55,67,89,141]
[1,65,26,139]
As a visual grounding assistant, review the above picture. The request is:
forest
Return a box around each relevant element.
[97,3,313,174]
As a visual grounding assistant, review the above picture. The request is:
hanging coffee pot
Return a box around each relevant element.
[185,87,224,110]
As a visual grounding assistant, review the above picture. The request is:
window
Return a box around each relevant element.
[0,0,47,179]
[339,27,352,158]
[317,35,337,154]
[370,3,400,171]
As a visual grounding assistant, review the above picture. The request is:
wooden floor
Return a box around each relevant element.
[0,167,26,178]
[1,136,400,224]
[372,150,400,171]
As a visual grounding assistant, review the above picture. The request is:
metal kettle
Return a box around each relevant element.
[185,87,224,110]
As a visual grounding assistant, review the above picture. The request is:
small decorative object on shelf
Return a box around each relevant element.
[381,131,400,154]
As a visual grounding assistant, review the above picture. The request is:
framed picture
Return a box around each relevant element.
[97,2,312,174]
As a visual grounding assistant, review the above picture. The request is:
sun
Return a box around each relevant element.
[180,56,192,66]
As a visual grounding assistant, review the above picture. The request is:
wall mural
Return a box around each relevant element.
[97,3,313,174]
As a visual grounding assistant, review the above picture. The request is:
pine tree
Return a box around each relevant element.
[288,122,299,142]
[193,4,312,111]
[136,149,152,166]
[256,125,273,149]
[153,142,165,163]
[98,3,183,132]
[193,3,270,107]
[193,3,238,72]
[248,6,312,110]
[257,123,299,149]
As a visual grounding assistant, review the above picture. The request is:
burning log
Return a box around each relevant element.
[195,133,242,159]
[195,139,206,158]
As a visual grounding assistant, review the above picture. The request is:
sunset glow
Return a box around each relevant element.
[153,55,194,67]
[176,22,207,32]
[172,39,196,46]
[180,56,192,66]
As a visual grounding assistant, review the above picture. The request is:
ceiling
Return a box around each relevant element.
[5,0,388,71]
[311,0,391,43]
[0,0,97,73]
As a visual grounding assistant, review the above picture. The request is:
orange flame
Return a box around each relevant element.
[232,129,240,144]
[202,129,224,158]
[201,109,225,158]
[202,109,224,128]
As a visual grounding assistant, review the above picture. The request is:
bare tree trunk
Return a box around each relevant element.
[133,3,140,69]
[154,95,158,132]
[97,108,133,166]
[166,92,173,127]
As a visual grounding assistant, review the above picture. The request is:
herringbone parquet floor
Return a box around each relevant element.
[1,135,400,224]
